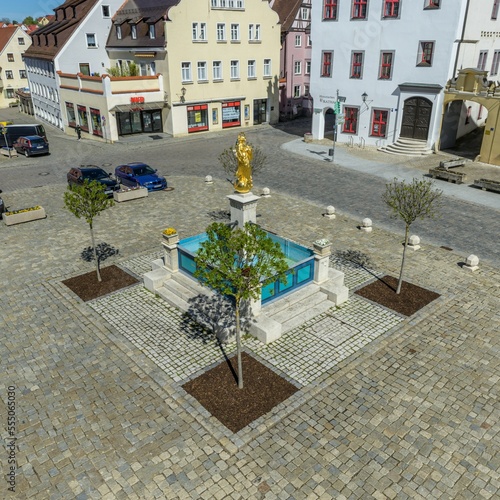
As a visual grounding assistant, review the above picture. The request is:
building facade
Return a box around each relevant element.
[310,0,500,156]
[0,26,32,108]
[23,0,122,131]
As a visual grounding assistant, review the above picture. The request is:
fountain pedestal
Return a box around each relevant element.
[227,192,260,227]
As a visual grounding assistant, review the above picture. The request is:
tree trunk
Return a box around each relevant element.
[235,297,243,389]
[90,223,101,282]
[396,224,410,294]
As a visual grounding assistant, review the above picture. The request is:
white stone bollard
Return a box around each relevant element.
[324,205,336,219]
[205,175,213,184]
[261,187,271,197]
[463,254,479,272]
[407,234,421,251]
[360,218,372,232]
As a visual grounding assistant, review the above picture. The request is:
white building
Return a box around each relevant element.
[310,0,500,152]
[23,0,122,130]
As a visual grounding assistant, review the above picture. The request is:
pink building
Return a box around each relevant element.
[270,0,312,120]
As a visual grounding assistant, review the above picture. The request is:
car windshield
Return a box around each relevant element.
[31,138,45,144]
[83,169,108,180]
[133,165,156,176]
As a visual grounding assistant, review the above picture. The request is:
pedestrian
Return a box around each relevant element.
[76,124,81,140]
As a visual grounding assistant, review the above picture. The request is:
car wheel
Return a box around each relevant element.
[24,150,29,157]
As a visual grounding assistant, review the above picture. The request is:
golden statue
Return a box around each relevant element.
[234,133,253,193]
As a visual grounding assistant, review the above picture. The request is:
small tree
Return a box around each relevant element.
[382,177,442,294]
[64,180,114,282]
[194,222,289,389]
[219,138,266,182]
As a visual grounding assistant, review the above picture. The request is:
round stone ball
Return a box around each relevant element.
[466,254,479,267]
[205,175,213,183]
[262,187,270,196]
[362,218,372,227]
[409,235,421,246]
[326,205,336,215]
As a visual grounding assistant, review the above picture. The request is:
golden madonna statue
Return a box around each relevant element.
[234,133,253,193]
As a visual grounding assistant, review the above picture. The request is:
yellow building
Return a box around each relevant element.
[0,26,32,108]
[106,0,280,138]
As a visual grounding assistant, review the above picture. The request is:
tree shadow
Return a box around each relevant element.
[81,242,119,265]
[181,293,254,345]
[207,209,230,221]
[331,249,380,280]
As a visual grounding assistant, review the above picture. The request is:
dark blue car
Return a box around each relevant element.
[114,162,167,191]
[13,135,49,157]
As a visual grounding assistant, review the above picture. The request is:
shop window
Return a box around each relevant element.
[187,104,209,132]
[379,51,393,79]
[383,0,400,18]
[90,108,103,137]
[352,0,368,19]
[222,101,241,128]
[323,0,338,20]
[371,109,388,137]
[77,105,89,132]
[343,107,359,134]
[351,52,363,78]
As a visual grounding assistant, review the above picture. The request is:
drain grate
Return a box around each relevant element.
[149,135,163,140]
[440,246,453,251]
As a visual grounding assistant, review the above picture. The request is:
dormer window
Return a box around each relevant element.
[149,24,155,39]
[116,25,122,39]
[131,24,137,39]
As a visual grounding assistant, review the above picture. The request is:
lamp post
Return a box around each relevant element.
[330,90,346,162]
[1,126,11,158]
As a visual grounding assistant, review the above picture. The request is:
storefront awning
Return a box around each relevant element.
[110,101,165,113]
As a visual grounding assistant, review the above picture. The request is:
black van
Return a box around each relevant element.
[0,124,47,147]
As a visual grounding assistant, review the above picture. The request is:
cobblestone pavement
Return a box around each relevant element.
[1,174,499,499]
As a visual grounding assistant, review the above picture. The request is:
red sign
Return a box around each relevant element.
[130,96,145,104]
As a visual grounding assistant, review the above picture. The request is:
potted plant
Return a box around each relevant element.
[162,227,179,244]
[113,185,148,202]
[313,238,331,256]
[2,205,46,226]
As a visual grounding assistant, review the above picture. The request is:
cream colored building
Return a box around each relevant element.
[106,0,280,139]
[0,26,32,108]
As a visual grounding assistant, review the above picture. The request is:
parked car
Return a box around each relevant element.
[0,124,47,147]
[67,165,119,197]
[13,135,50,157]
[114,162,167,191]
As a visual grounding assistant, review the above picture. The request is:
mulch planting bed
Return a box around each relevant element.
[355,275,440,316]
[62,265,139,301]
[183,352,299,433]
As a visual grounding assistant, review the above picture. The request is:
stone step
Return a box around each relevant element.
[173,272,212,298]
[379,146,433,157]
[394,138,428,147]
[156,285,190,312]
[262,282,321,317]
[280,299,333,333]
[384,142,432,153]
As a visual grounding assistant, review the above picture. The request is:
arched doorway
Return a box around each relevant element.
[400,97,432,140]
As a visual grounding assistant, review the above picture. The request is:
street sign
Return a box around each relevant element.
[337,96,347,102]
[334,101,341,114]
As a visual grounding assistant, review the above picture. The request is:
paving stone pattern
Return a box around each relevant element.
[1,174,499,498]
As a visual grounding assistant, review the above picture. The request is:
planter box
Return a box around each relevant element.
[113,187,148,202]
[162,233,179,245]
[429,167,467,184]
[1,147,17,157]
[439,158,467,169]
[3,207,46,226]
[474,178,500,193]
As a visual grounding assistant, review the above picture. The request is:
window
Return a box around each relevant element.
[116,25,122,39]
[478,50,488,70]
[6,88,15,98]
[294,61,302,75]
[86,33,97,47]
[493,0,499,19]
[217,23,226,41]
[263,59,271,77]
[248,24,261,41]
[352,0,368,19]
[247,60,256,78]
[306,35,312,47]
[7,53,14,62]
[149,24,156,39]
[305,60,311,75]
[295,35,301,47]
[322,51,333,77]
[491,50,500,75]
[343,107,359,133]
[79,63,90,76]
[182,62,192,82]
[19,69,27,78]
[294,85,301,98]
[18,37,25,45]
[102,5,110,17]
[379,52,393,79]
[192,22,207,41]
[304,84,310,96]
[131,25,137,39]
[371,109,388,137]
[230,60,240,79]
[383,0,400,18]
[323,0,338,20]
[197,61,207,81]
[418,41,434,66]
[231,24,240,41]
[351,52,363,78]
[213,61,222,80]
[211,0,245,7]
[424,0,440,8]
[5,70,13,79]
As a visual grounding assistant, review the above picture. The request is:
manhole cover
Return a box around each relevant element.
[38,172,50,176]
[102,163,112,167]
[149,135,163,140]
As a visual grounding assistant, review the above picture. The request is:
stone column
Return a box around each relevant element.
[162,234,179,272]
[313,240,332,284]
[227,192,260,227]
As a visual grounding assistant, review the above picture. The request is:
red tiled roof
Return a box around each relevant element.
[0,26,17,53]
[270,0,303,32]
